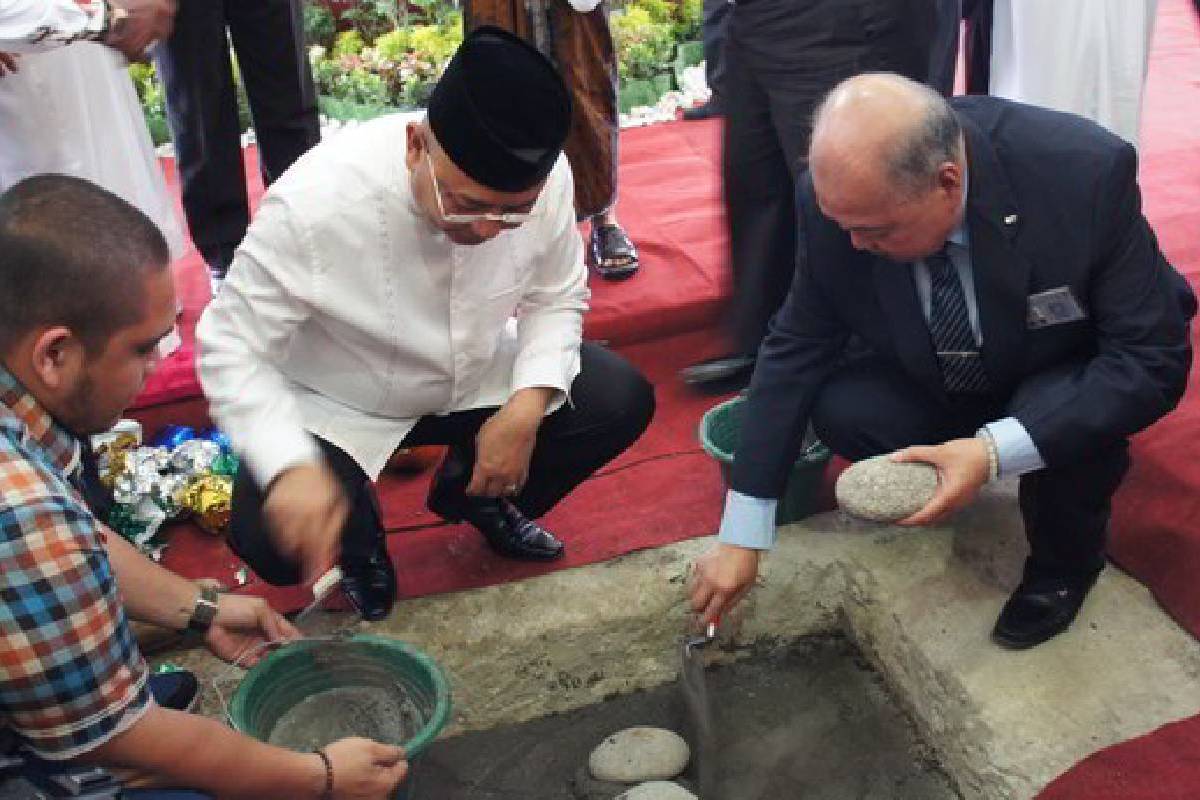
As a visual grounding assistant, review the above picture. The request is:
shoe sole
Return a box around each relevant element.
[595,264,639,281]
[990,614,1077,650]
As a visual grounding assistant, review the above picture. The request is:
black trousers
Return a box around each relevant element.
[154,0,320,275]
[722,0,936,355]
[961,0,993,95]
[701,0,732,110]
[928,0,961,97]
[810,358,1129,580]
[229,343,656,586]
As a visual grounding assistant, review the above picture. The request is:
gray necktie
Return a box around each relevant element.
[927,247,990,393]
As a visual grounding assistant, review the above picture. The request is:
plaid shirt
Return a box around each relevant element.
[0,366,150,760]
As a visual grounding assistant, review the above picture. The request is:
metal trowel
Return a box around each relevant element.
[680,621,718,799]
[292,566,344,630]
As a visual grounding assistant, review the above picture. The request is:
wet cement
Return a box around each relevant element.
[414,635,959,800]
[268,685,426,752]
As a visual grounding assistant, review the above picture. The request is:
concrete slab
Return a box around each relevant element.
[158,479,1200,799]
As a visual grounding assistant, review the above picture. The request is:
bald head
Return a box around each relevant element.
[811,73,963,199]
[806,73,966,262]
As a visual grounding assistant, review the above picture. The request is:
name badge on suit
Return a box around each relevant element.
[1028,287,1087,330]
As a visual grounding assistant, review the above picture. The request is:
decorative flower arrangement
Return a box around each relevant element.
[134,0,708,145]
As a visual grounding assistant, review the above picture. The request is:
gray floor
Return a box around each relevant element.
[413,635,957,800]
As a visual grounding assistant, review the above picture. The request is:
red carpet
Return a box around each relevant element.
[129,2,1200,793]
[156,328,754,612]
[1037,715,1200,800]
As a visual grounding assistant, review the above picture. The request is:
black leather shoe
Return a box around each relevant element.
[340,540,397,622]
[991,569,1101,649]
[428,484,565,561]
[682,101,722,121]
[680,354,756,389]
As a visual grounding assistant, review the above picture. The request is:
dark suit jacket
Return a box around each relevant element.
[732,96,1197,500]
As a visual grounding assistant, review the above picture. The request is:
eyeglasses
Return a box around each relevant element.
[424,150,538,226]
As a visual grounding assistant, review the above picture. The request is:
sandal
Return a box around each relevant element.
[590,223,640,280]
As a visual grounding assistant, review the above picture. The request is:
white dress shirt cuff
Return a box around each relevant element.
[984,417,1046,478]
[512,356,576,412]
[717,490,778,550]
[242,422,324,489]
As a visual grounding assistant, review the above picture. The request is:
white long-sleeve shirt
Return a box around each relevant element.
[0,0,106,51]
[196,113,590,486]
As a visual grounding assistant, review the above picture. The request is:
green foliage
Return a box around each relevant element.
[343,0,400,43]
[611,4,676,84]
[409,0,458,27]
[332,29,366,57]
[373,28,411,61]
[675,0,703,40]
[636,0,675,24]
[407,23,460,64]
[310,9,462,117]
[129,62,171,146]
[303,1,336,48]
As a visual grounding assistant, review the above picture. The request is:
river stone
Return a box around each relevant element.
[616,782,698,800]
[835,455,939,522]
[588,727,691,782]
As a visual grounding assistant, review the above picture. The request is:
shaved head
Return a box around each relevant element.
[807,73,966,262]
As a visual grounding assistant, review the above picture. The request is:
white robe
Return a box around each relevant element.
[196,113,590,486]
[0,1,184,257]
[989,0,1159,147]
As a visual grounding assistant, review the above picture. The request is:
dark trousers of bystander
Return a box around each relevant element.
[154,0,320,280]
[721,0,938,358]
[701,0,732,110]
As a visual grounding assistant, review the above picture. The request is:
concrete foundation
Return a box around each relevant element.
[162,479,1200,799]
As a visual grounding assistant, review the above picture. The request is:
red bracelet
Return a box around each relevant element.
[315,748,334,800]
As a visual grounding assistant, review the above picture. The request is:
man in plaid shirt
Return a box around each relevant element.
[0,175,407,798]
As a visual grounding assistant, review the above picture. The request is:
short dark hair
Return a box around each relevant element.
[0,174,170,353]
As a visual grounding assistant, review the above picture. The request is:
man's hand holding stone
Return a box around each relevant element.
[264,462,348,584]
[468,387,554,498]
[892,438,990,526]
[690,543,761,625]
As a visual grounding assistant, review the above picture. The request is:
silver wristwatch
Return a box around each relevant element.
[185,586,220,634]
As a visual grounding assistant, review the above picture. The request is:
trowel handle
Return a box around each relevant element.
[312,566,344,601]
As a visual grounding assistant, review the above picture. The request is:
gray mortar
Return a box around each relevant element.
[155,480,1200,800]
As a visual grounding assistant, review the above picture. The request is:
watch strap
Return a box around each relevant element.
[185,586,220,634]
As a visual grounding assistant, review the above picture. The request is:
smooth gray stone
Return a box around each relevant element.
[616,782,698,800]
[588,727,691,783]
[835,455,939,522]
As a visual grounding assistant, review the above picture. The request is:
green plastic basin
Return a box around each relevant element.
[228,634,451,798]
[699,395,833,525]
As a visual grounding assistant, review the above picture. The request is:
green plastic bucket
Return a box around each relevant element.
[699,395,833,525]
[229,634,451,799]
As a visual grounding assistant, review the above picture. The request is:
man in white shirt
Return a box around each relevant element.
[196,26,655,620]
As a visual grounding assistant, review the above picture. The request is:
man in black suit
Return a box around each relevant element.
[690,73,1195,649]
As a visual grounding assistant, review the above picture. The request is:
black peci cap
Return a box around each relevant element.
[427,26,572,192]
